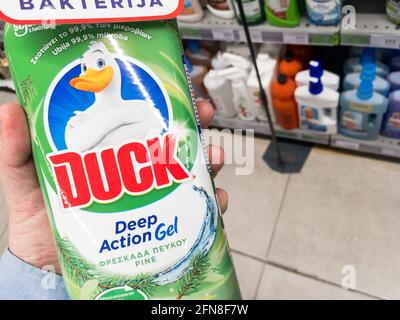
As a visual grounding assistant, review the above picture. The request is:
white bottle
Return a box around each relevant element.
[177,0,204,22]
[295,77,339,134]
[204,70,237,118]
[211,52,230,70]
[207,0,235,19]
[247,54,277,122]
[295,60,340,91]
[221,67,257,121]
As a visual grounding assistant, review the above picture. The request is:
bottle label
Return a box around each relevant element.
[233,0,263,22]
[300,105,327,132]
[5,21,241,300]
[267,0,289,19]
[341,111,365,133]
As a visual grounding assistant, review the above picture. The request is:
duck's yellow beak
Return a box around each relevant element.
[70,66,114,93]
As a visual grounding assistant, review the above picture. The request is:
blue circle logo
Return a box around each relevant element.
[47,58,170,151]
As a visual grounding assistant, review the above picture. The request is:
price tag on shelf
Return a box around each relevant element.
[212,29,236,41]
[370,34,400,49]
[250,30,263,43]
[334,139,360,151]
[381,147,398,157]
[283,32,309,44]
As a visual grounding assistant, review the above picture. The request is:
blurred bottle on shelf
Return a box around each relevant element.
[187,59,209,99]
[271,74,299,129]
[296,60,340,91]
[305,0,342,26]
[279,52,303,78]
[204,69,237,118]
[295,76,339,134]
[339,76,388,141]
[186,40,212,68]
[232,0,265,25]
[386,0,400,25]
[382,91,400,138]
[287,44,313,66]
[207,0,236,18]
[387,71,400,92]
[343,63,390,97]
[177,0,205,22]
[264,0,301,27]
[344,48,389,77]
[389,56,400,72]
[247,53,277,122]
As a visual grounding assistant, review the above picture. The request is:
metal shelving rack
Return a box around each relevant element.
[178,13,340,46]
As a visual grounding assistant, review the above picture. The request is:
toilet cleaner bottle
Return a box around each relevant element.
[382,90,400,138]
[344,48,389,77]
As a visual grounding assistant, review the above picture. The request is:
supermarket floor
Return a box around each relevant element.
[1,91,400,300]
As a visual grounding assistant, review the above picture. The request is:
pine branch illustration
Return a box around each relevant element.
[177,253,210,300]
[55,234,97,287]
[96,273,158,296]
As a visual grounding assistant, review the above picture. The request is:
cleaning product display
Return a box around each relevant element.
[344,48,390,77]
[232,0,265,25]
[343,63,391,97]
[386,0,400,25]
[247,53,277,122]
[295,77,339,134]
[207,0,236,19]
[296,60,340,91]
[271,74,299,129]
[339,78,389,140]
[4,21,241,300]
[264,0,301,27]
[279,52,303,78]
[305,0,342,26]
[382,91,400,138]
[388,71,400,92]
[177,0,204,22]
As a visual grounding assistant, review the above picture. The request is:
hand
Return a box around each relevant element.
[0,101,227,273]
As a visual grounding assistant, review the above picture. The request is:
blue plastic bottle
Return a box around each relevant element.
[343,63,391,97]
[339,78,389,140]
[343,48,390,77]
[390,56,400,72]
[387,71,400,92]
[382,91,400,138]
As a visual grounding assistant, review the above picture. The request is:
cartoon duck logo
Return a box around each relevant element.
[65,41,166,153]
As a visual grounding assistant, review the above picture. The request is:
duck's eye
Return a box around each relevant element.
[82,64,87,72]
[97,59,106,68]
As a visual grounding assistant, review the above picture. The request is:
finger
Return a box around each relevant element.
[0,103,32,168]
[208,144,224,177]
[216,188,228,214]
[197,100,215,129]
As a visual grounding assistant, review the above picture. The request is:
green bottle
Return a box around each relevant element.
[264,0,301,27]
[4,21,241,300]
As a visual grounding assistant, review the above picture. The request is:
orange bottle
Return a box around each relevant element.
[271,74,299,130]
[278,52,303,78]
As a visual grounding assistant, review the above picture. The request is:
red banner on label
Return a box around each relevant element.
[0,0,184,24]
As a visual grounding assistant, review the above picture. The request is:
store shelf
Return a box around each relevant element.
[331,135,400,159]
[210,116,330,145]
[340,13,400,49]
[178,12,340,46]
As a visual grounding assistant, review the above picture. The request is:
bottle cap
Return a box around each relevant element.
[284,52,295,62]
[360,63,376,81]
[277,74,287,85]
[360,48,375,65]
[309,77,323,95]
[309,60,323,78]
[188,40,201,54]
[357,79,373,100]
